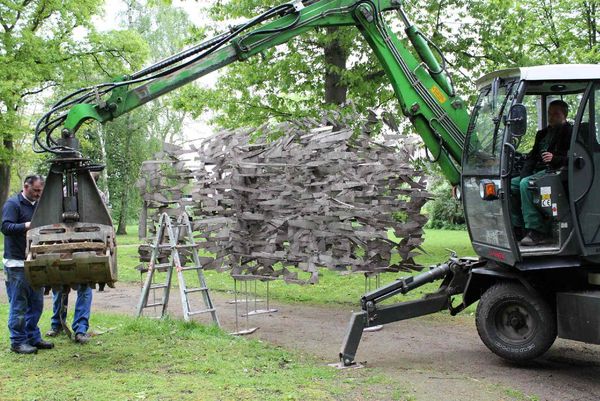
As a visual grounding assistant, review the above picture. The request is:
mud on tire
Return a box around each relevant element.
[476,282,556,362]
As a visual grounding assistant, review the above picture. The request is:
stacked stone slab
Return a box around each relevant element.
[137,114,430,284]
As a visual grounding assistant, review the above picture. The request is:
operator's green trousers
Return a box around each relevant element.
[510,170,549,233]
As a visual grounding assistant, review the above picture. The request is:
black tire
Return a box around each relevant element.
[475,282,556,362]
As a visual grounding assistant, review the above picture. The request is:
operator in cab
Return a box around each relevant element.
[511,99,572,246]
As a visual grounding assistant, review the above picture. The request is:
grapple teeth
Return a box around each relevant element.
[25,222,117,289]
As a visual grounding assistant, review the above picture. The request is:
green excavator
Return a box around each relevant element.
[27,0,600,365]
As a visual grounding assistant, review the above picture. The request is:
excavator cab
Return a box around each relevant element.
[340,65,600,366]
[463,65,600,267]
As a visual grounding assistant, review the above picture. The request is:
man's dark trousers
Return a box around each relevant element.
[4,266,43,347]
[50,285,93,335]
[2,192,43,348]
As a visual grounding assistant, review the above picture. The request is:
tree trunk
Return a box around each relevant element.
[98,126,111,204]
[116,119,133,235]
[323,27,348,106]
[116,189,129,235]
[0,138,14,205]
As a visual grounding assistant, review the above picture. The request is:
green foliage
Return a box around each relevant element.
[177,0,600,158]
[174,1,397,130]
[89,1,194,231]
[0,0,95,197]
[0,0,149,203]
[423,176,466,230]
[104,111,162,225]
[467,0,600,66]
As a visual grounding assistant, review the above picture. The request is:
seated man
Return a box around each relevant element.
[511,100,572,246]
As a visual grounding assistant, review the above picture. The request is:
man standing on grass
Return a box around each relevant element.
[1,175,54,354]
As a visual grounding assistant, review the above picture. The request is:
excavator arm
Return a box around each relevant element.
[36,0,469,184]
[28,1,470,294]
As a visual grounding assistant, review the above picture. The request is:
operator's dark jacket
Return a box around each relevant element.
[1,193,36,260]
[520,122,573,178]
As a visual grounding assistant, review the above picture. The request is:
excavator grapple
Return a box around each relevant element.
[25,222,116,290]
[24,160,116,290]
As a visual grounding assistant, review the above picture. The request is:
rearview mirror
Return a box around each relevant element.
[507,103,527,137]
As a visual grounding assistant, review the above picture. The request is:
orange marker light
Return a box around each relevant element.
[479,180,498,200]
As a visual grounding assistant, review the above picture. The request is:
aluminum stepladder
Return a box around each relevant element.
[136,212,219,326]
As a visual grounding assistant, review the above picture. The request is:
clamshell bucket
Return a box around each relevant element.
[25,223,116,290]
[25,162,117,290]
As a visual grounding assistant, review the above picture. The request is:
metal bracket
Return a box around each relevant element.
[94,86,106,109]
[291,0,305,12]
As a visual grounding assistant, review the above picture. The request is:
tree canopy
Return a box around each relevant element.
[4,0,600,229]
[0,0,147,203]
[172,0,600,132]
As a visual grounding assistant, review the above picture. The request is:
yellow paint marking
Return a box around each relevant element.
[431,85,447,104]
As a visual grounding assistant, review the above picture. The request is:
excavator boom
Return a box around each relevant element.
[28,0,470,318]
[36,0,469,185]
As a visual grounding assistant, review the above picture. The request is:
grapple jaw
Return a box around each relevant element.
[25,223,116,290]
[25,160,117,290]
[25,223,117,289]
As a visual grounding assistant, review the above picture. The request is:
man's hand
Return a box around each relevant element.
[25,222,31,230]
[541,152,554,163]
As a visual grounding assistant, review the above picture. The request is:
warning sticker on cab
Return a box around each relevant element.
[541,191,551,207]
[431,85,447,104]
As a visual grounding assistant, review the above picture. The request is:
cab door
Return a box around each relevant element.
[569,82,600,258]
[462,78,520,265]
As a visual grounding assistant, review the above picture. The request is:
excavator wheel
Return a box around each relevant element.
[476,282,556,362]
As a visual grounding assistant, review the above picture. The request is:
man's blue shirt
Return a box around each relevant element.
[2,193,36,260]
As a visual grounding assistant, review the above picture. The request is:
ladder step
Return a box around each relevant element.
[187,308,216,316]
[180,266,204,272]
[157,244,199,249]
[150,284,169,290]
[177,244,199,249]
[152,263,172,271]
[184,287,208,294]
[145,302,165,308]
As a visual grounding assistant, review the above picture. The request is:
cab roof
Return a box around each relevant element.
[475,64,600,90]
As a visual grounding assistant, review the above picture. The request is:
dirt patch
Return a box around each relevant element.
[3,280,600,401]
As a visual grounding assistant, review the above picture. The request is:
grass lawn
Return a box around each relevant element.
[1,226,475,306]
[0,305,407,401]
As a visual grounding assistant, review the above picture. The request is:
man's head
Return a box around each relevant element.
[23,175,45,202]
[548,100,568,127]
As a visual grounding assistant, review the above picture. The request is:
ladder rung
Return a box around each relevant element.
[180,266,204,272]
[145,302,165,308]
[151,263,172,271]
[187,308,216,316]
[157,244,198,249]
[184,287,208,294]
[150,284,169,290]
